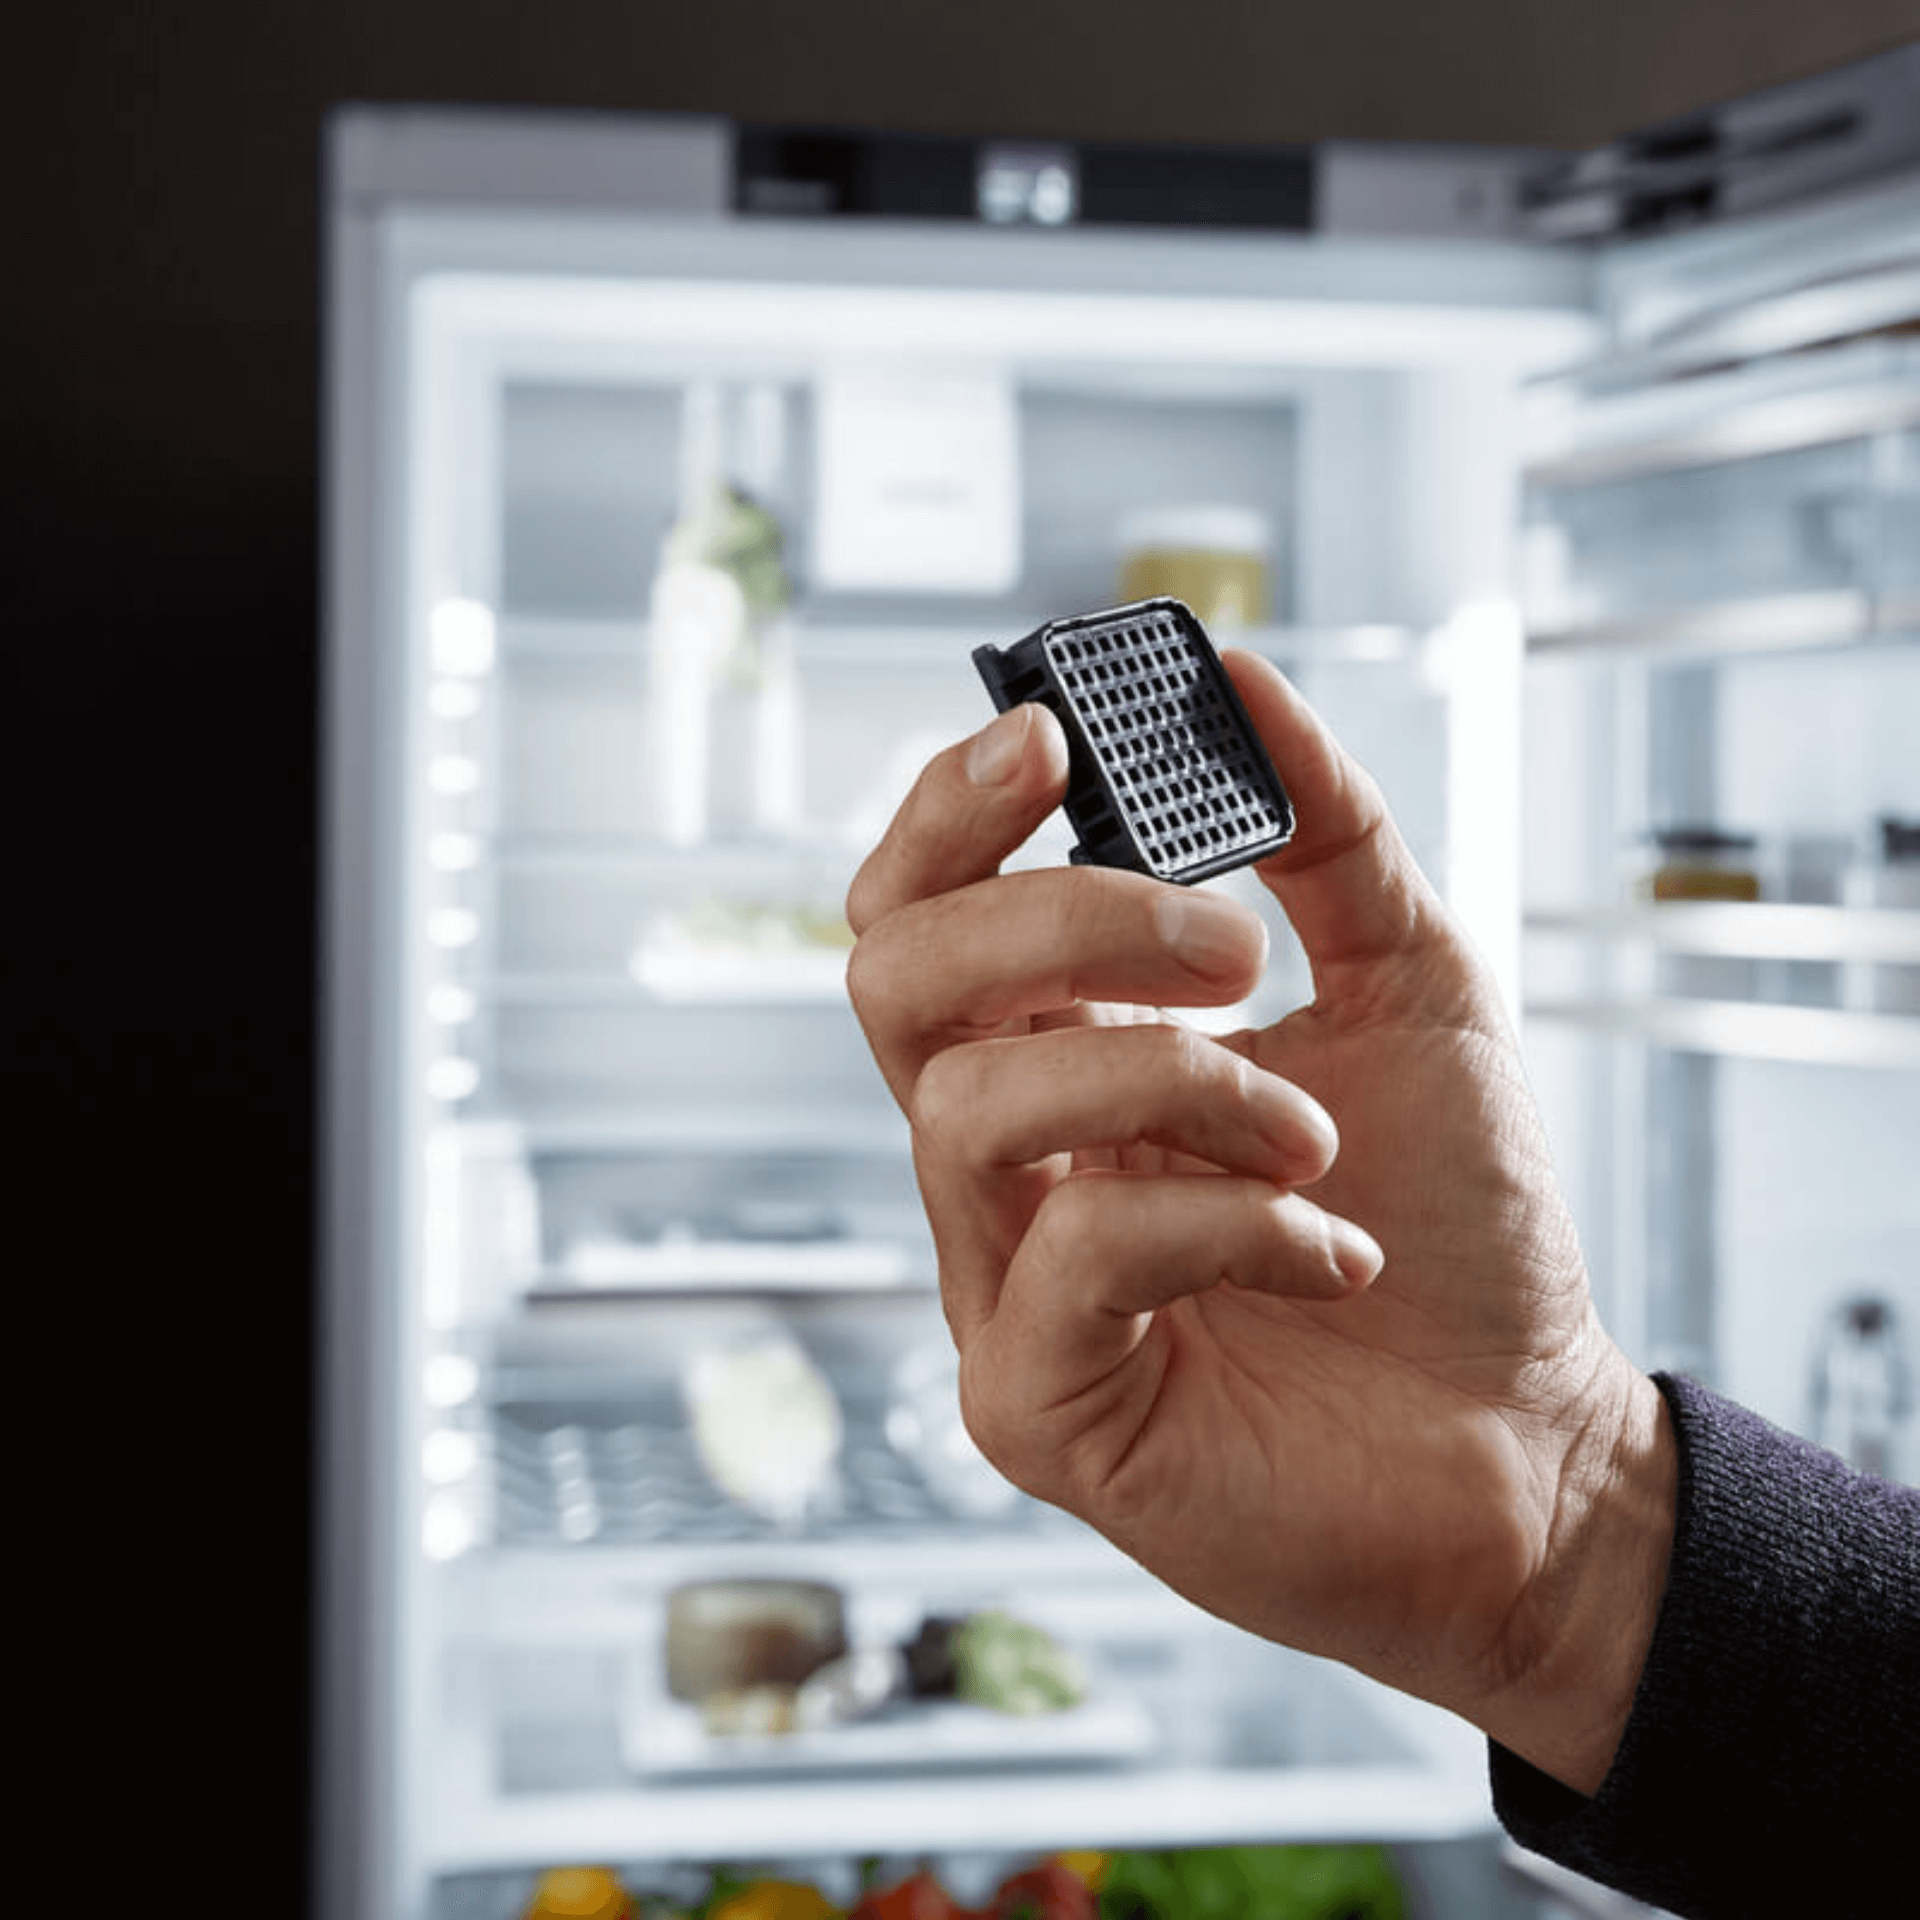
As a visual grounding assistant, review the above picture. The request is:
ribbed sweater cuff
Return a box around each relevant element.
[1489,1371,1920,1918]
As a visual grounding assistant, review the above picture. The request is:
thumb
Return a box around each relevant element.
[1223,649,1469,1007]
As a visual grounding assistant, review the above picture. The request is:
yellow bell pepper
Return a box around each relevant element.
[526,1867,632,1920]
[1052,1854,1109,1893]
[709,1878,843,1920]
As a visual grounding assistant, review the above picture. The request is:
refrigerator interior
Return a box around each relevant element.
[323,106,1917,1920]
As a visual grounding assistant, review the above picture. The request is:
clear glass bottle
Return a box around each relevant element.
[1810,1294,1911,1479]
[648,381,801,845]
[1842,816,1920,1014]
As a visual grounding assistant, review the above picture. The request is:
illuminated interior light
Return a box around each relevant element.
[429,756,480,796]
[428,907,480,949]
[428,1057,480,1102]
[429,832,480,872]
[978,169,1026,224]
[424,1354,480,1408]
[431,597,497,677]
[431,681,484,720]
[427,982,477,1025]
[1030,165,1076,225]
[423,1430,480,1484]
[422,1494,475,1562]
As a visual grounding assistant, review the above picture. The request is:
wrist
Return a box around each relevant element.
[1480,1347,1679,1797]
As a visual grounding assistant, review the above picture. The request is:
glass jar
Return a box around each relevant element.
[1636,828,1761,1001]
[1641,827,1763,903]
[1118,506,1271,631]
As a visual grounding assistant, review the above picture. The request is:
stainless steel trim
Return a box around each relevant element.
[328,103,730,215]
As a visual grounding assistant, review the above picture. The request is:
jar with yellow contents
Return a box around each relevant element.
[1636,828,1763,1000]
[1117,508,1271,632]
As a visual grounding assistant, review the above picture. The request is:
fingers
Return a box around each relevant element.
[1221,650,1464,999]
[916,1021,1338,1187]
[963,1171,1383,1419]
[912,1019,1357,1346]
[846,702,1070,937]
[849,864,1268,1105]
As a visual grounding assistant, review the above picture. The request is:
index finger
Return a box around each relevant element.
[845,700,1071,936]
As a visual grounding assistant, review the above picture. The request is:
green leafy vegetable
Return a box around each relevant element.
[950,1610,1087,1716]
[1096,1845,1404,1920]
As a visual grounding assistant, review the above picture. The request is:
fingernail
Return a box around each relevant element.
[1291,1096,1339,1170]
[1154,889,1268,981]
[967,709,1026,787]
[1327,1216,1384,1289]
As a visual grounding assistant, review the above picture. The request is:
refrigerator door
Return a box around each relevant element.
[322,106,1606,1920]
[1519,162,1920,1440]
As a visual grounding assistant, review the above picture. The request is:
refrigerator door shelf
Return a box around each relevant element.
[1522,335,1920,489]
[1527,901,1920,964]
[1526,587,1919,660]
[1523,994,1920,1069]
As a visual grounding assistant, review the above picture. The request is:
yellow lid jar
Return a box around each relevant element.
[1118,507,1271,632]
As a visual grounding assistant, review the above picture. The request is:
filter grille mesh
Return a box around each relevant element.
[1044,607,1287,877]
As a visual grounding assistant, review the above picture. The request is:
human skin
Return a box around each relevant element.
[844,648,1676,1796]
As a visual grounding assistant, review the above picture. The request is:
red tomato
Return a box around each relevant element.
[850,1870,967,1920]
[988,1862,1096,1920]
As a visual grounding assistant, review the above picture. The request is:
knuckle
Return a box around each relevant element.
[907,1043,979,1153]
[1030,1171,1115,1258]
[1155,1018,1213,1082]
[843,859,885,940]
[842,908,918,1031]
[1124,1021,1217,1118]
[842,924,885,1023]
[1055,866,1128,948]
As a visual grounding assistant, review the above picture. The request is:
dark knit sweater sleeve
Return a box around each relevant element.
[1489,1372,1920,1917]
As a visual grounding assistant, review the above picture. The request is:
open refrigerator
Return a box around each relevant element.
[320,67,1920,1920]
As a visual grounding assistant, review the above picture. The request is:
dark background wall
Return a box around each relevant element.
[16,0,1914,1896]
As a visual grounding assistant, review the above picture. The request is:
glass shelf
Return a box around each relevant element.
[423,1595,1493,1873]
[426,1752,1493,1877]
[1526,902,1920,963]
[447,1106,909,1156]
[1526,588,1920,660]
[465,960,852,1008]
[1524,994,1920,1069]
[497,613,1425,669]
[480,831,864,875]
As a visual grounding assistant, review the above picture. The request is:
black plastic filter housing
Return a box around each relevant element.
[973,597,1295,885]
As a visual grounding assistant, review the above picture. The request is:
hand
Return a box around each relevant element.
[845,651,1675,1794]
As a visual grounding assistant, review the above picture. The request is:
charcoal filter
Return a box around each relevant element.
[973,596,1294,885]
